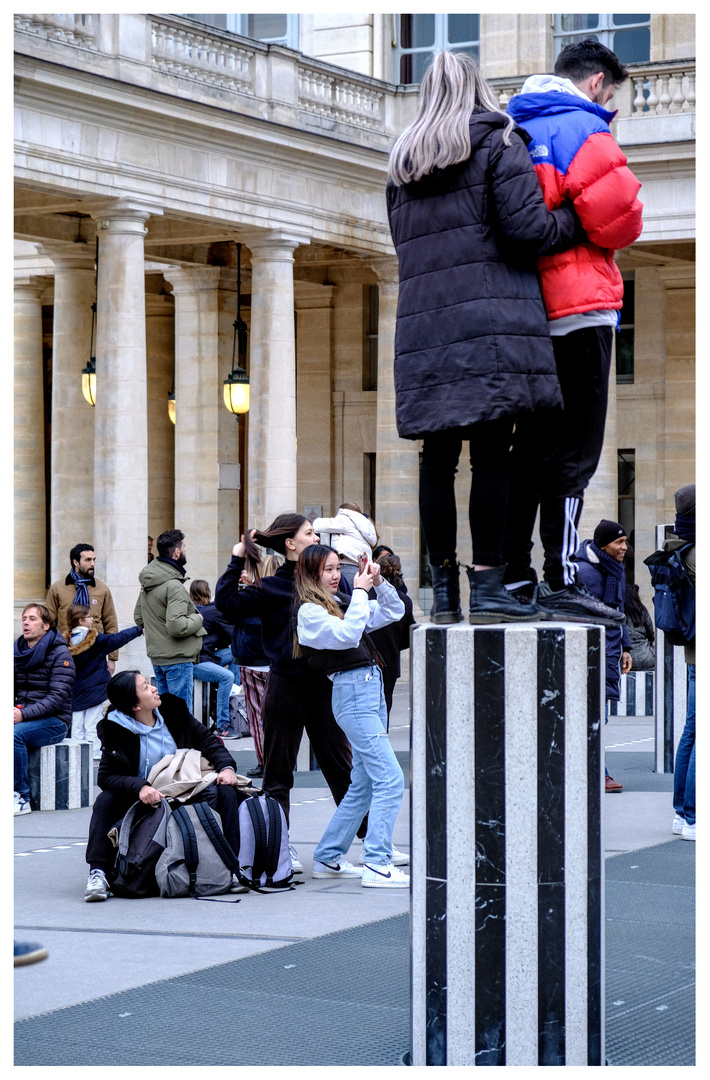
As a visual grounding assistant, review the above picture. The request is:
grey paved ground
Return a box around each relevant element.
[14,685,694,1066]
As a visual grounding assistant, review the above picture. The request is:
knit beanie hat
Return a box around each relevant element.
[593,519,626,548]
[674,484,695,516]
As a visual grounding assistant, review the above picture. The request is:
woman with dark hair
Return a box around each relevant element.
[214,513,357,873]
[368,552,416,723]
[624,584,655,671]
[387,50,584,623]
[83,671,243,902]
[294,544,408,887]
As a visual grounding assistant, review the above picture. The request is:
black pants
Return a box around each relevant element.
[261,668,358,829]
[86,784,244,874]
[420,417,515,566]
[504,326,613,590]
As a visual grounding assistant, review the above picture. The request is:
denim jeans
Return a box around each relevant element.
[215,646,240,684]
[193,660,234,729]
[14,715,67,799]
[153,662,194,712]
[313,665,404,867]
[673,664,695,826]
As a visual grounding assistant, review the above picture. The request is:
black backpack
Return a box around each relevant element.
[110,800,170,899]
[643,543,695,646]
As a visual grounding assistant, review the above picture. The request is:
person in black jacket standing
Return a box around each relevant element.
[84,671,244,901]
[14,603,75,815]
[387,50,584,624]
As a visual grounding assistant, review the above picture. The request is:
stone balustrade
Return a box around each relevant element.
[629,61,695,117]
[151,20,255,95]
[13,13,97,48]
[299,67,384,130]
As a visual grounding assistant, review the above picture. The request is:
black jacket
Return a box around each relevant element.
[14,628,75,729]
[96,692,236,801]
[195,603,234,664]
[68,626,143,711]
[386,110,583,439]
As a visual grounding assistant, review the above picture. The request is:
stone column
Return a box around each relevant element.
[14,278,47,601]
[295,281,335,516]
[163,266,223,585]
[92,200,160,672]
[145,288,175,543]
[410,622,605,1066]
[373,258,422,603]
[242,230,309,526]
[42,244,96,583]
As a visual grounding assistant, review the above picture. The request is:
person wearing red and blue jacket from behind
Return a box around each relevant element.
[502,40,643,627]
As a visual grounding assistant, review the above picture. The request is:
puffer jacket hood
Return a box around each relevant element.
[313,508,378,563]
[138,558,188,592]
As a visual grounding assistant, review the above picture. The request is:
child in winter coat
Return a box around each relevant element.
[312,503,378,588]
[65,604,143,758]
[294,544,409,888]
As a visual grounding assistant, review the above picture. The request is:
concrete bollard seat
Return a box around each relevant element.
[28,737,94,811]
[410,620,606,1067]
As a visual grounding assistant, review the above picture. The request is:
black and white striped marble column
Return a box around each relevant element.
[410,622,605,1066]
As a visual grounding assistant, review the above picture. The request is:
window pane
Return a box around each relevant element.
[402,50,434,84]
[450,44,480,64]
[613,27,650,63]
[613,13,650,26]
[616,330,634,382]
[561,32,600,48]
[401,13,436,49]
[447,14,479,44]
[183,14,227,30]
[248,14,287,40]
[559,14,599,33]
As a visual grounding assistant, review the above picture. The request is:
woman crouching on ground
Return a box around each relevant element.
[294,545,409,888]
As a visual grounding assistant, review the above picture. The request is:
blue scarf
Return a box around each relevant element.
[674,512,695,544]
[70,567,92,607]
[589,540,626,608]
[107,708,177,779]
[14,628,58,674]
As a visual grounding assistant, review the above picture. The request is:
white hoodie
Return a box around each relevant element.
[312,508,378,565]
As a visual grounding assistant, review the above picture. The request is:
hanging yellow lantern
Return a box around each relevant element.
[81,359,96,406]
[167,390,176,425]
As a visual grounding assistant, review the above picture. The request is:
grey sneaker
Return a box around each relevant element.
[84,868,110,902]
[288,844,303,874]
[537,583,625,627]
[312,859,362,879]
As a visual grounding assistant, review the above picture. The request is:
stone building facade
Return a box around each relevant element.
[14,14,695,663]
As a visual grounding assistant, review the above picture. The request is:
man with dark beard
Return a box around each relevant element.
[134,529,205,710]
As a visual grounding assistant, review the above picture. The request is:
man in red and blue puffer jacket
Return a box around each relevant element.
[503,39,643,627]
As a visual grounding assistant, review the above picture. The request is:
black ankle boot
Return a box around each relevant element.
[466,565,542,624]
[429,561,464,624]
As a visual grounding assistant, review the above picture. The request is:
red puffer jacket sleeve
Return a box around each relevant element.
[563,131,643,250]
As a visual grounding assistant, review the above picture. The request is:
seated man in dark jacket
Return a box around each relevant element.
[14,603,75,815]
[84,670,244,902]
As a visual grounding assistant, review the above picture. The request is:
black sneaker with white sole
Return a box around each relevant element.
[536,582,625,627]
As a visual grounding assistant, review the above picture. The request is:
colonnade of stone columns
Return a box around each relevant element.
[14,278,47,601]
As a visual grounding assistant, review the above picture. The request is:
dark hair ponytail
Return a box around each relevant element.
[252,513,308,557]
[106,670,140,715]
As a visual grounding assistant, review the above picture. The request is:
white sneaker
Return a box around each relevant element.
[84,868,110,902]
[230,873,249,893]
[288,844,303,874]
[681,821,696,841]
[14,793,31,816]
[312,858,362,879]
[362,862,410,889]
[672,814,685,835]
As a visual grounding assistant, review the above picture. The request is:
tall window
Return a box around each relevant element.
[362,284,379,391]
[181,14,298,49]
[363,453,376,523]
[554,14,651,65]
[618,449,635,581]
[396,14,479,85]
[617,276,635,385]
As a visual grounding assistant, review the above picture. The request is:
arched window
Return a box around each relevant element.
[553,14,650,65]
[395,14,479,85]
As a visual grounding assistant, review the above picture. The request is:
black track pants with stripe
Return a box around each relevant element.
[503,325,613,590]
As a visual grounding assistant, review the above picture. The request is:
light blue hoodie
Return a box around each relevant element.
[107,708,177,778]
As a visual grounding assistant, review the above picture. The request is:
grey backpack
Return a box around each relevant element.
[155,799,240,901]
[236,793,294,891]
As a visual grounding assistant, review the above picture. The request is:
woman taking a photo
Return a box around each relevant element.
[387,50,584,624]
[294,545,408,888]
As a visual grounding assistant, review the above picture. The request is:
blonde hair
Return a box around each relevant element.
[388,50,514,186]
[259,553,284,580]
[292,545,344,658]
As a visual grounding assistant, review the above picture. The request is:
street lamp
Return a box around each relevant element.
[167,389,176,425]
[223,242,250,417]
[82,237,98,406]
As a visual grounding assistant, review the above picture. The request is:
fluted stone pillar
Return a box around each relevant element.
[295,282,335,515]
[411,622,605,1066]
[145,289,175,543]
[243,230,309,527]
[42,244,96,583]
[92,200,159,673]
[164,266,223,584]
[373,258,421,601]
[14,278,47,600]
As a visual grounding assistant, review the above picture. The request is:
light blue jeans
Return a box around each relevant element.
[673,664,695,826]
[193,660,234,729]
[314,665,404,868]
[153,662,194,712]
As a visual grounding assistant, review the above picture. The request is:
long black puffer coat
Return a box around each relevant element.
[14,628,75,729]
[386,110,584,439]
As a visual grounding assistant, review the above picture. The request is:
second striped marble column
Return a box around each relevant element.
[410,622,606,1066]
